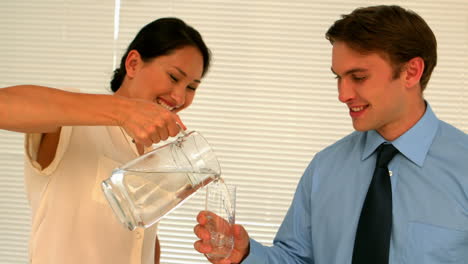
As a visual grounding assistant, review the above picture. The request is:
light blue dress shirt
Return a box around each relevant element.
[243,103,468,264]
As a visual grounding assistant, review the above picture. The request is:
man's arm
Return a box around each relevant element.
[193,164,315,264]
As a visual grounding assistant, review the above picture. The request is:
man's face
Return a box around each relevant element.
[331,41,410,139]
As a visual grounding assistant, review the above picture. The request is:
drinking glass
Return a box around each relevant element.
[204,182,236,260]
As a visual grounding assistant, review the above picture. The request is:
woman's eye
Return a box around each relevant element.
[187,86,197,91]
[169,74,178,82]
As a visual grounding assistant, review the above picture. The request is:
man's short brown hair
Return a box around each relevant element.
[326,5,437,91]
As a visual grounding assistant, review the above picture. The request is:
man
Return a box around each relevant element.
[194,5,468,264]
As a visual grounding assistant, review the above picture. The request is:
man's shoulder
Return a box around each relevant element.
[438,120,467,138]
[317,130,363,158]
[435,120,468,152]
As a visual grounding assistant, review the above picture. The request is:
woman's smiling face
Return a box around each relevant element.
[117,45,204,114]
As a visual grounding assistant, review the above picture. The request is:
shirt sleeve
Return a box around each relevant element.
[23,126,73,213]
[23,87,80,175]
[24,126,73,175]
[242,161,316,264]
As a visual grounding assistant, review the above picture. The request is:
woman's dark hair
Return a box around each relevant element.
[110,17,211,92]
[326,5,437,91]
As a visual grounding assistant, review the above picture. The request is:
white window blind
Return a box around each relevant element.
[0,1,467,263]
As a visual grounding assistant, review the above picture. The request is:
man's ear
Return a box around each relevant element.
[403,57,425,89]
[125,50,142,78]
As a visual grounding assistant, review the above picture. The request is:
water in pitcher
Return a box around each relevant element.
[106,168,219,228]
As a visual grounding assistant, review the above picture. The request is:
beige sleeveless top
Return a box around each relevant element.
[24,125,158,264]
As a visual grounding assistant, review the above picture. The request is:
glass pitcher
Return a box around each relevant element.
[101,130,221,231]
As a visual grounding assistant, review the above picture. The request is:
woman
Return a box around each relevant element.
[0,17,210,264]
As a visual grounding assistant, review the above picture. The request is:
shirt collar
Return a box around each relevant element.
[362,102,439,167]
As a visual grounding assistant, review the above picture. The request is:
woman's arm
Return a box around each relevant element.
[0,85,125,133]
[0,85,184,146]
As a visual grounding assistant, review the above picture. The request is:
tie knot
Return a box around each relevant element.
[376,144,399,168]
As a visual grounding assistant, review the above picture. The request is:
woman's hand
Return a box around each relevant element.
[118,98,186,147]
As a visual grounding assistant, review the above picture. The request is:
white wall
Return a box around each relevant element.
[0,0,467,263]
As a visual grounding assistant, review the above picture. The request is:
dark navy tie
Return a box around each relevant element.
[352,144,399,264]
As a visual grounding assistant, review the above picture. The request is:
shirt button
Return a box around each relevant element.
[389,170,393,177]
[136,230,142,239]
